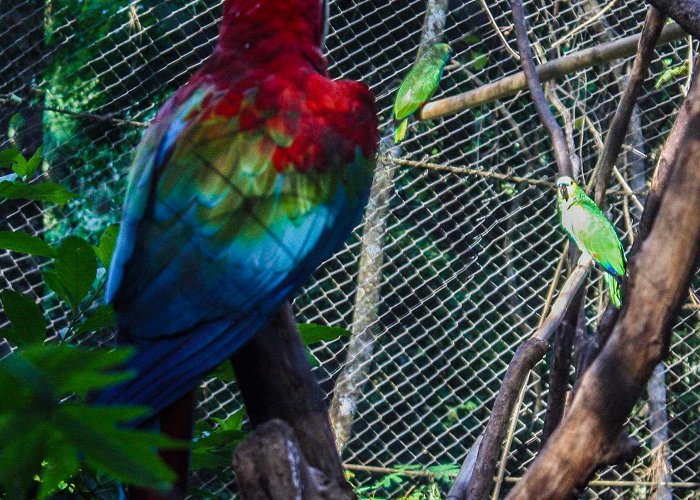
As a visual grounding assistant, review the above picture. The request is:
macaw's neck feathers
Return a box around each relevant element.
[218,0,326,59]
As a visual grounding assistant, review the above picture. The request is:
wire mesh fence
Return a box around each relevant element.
[1,0,698,497]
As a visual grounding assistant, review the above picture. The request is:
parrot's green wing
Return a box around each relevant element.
[393,43,451,121]
[566,196,626,278]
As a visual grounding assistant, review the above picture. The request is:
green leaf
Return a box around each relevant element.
[94,223,119,269]
[72,304,116,337]
[54,236,98,310]
[0,147,20,168]
[43,270,71,306]
[211,360,236,383]
[0,290,46,346]
[0,231,56,258]
[468,51,488,71]
[37,437,79,500]
[0,180,78,205]
[298,323,351,345]
[12,146,43,178]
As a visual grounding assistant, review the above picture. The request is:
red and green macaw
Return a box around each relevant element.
[96,0,378,428]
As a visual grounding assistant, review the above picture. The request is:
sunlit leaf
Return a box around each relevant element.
[298,323,351,345]
[94,224,119,269]
[12,146,43,178]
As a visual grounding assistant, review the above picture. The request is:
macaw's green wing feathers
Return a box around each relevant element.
[394,119,409,143]
[393,43,451,121]
[603,273,622,308]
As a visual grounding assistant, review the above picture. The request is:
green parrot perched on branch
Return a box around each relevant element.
[393,42,451,143]
[556,176,627,308]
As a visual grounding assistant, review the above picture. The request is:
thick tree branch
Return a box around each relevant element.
[419,23,685,120]
[450,256,592,499]
[594,7,665,207]
[510,0,573,177]
[230,302,354,499]
[507,85,700,500]
[646,0,700,40]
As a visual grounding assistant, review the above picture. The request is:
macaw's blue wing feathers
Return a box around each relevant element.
[96,66,378,423]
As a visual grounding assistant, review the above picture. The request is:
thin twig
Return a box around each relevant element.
[477,0,520,60]
[551,0,619,49]
[385,157,647,197]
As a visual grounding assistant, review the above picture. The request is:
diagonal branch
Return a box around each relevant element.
[449,256,592,500]
[510,0,573,177]
[593,7,665,207]
[645,0,700,39]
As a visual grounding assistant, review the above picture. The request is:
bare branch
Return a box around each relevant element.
[419,23,685,120]
[452,256,592,499]
[646,0,700,39]
[510,0,573,176]
[593,7,665,207]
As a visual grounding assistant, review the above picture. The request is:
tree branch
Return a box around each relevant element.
[506,81,700,500]
[451,256,592,499]
[593,7,665,207]
[419,23,685,120]
[646,0,700,40]
[510,0,573,176]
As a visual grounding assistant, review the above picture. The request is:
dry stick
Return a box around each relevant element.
[646,0,700,40]
[477,0,520,60]
[593,7,665,207]
[507,72,700,500]
[454,256,593,500]
[328,0,448,454]
[419,23,686,120]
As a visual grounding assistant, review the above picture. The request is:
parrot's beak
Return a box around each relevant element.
[559,185,568,201]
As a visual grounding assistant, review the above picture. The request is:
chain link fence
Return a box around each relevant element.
[1,0,698,497]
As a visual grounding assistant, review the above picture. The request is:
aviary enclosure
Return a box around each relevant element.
[0,0,698,498]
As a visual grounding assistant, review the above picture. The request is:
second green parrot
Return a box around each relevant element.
[393,42,451,143]
[556,176,626,308]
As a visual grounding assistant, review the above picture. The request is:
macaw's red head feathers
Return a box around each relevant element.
[219,0,328,53]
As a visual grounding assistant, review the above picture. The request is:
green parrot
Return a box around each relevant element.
[393,42,451,143]
[556,176,626,308]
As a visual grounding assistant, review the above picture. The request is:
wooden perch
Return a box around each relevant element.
[419,23,685,120]
[230,302,354,499]
[449,256,592,500]
[594,7,665,207]
[506,83,700,500]
[646,0,700,40]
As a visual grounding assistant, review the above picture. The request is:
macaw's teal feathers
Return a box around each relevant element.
[393,42,451,143]
[96,20,379,423]
[556,176,626,308]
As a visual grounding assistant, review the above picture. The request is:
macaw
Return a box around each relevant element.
[96,0,378,431]
[556,176,626,308]
[393,42,451,143]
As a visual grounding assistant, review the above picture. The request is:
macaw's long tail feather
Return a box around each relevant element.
[603,272,622,309]
[394,118,409,143]
[94,313,264,427]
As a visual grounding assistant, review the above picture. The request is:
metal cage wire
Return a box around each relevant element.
[0,0,698,497]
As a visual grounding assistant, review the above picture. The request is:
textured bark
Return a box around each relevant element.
[646,364,672,500]
[233,419,348,500]
[419,23,685,120]
[231,302,354,499]
[646,0,700,39]
[507,86,700,500]
[328,0,448,453]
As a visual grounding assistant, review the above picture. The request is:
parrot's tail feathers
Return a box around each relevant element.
[603,272,622,309]
[93,314,263,426]
[394,118,408,143]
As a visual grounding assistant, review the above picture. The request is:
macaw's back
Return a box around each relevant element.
[95,0,379,424]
